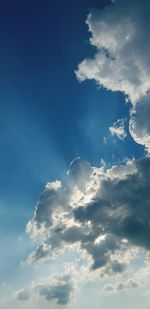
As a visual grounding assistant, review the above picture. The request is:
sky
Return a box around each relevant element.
[1,0,150,308]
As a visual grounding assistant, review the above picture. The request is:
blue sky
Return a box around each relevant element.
[1,1,150,308]
[0,0,110,235]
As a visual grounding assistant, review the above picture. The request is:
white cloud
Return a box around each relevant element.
[76,0,150,151]
[129,95,150,152]
[16,1,150,304]
[109,118,127,140]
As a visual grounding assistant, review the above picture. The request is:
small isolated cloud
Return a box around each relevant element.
[103,285,114,292]
[16,273,75,306]
[109,118,127,140]
[103,279,138,293]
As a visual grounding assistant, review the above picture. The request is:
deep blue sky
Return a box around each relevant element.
[0,0,144,239]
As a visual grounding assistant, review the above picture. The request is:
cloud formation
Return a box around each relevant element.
[19,155,150,306]
[16,273,74,306]
[24,157,150,277]
[76,0,150,151]
[18,1,150,305]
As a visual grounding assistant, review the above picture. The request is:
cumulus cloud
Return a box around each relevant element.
[26,158,92,239]
[24,156,150,281]
[18,0,150,303]
[75,157,150,250]
[76,0,150,151]
[109,118,127,140]
[26,180,63,239]
[16,273,75,306]
[129,95,150,152]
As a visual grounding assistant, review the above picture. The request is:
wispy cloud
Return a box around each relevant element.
[109,118,127,140]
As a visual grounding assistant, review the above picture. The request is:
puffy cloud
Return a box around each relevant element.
[10,0,150,304]
[103,284,114,292]
[74,157,150,250]
[111,260,126,273]
[17,289,30,301]
[26,158,92,239]
[129,95,150,152]
[18,152,150,306]
[24,157,150,278]
[76,0,150,103]
[109,118,127,140]
[82,234,121,271]
[76,0,150,151]
[26,180,63,239]
[16,273,75,306]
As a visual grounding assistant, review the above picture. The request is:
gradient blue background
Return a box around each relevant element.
[0,0,144,285]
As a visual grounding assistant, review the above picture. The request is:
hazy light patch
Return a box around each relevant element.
[109,118,127,140]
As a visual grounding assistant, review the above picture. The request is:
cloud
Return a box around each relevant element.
[103,279,138,293]
[109,118,127,140]
[24,156,150,280]
[76,0,150,151]
[16,273,75,306]
[76,0,150,103]
[18,1,150,302]
[129,95,150,152]
[26,180,63,239]
[103,284,114,292]
[26,158,92,240]
[111,260,126,273]
[74,157,150,250]
[17,289,30,301]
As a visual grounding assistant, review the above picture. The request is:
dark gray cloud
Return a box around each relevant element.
[25,157,150,276]
[74,157,150,251]
[26,158,92,238]
[111,261,126,273]
[37,281,73,305]
[82,234,120,270]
